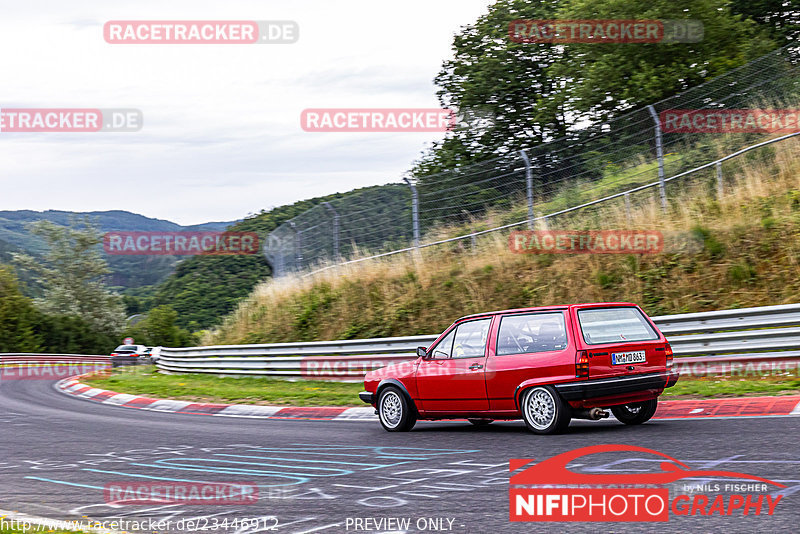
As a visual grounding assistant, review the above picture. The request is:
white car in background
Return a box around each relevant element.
[110,344,149,358]
[110,344,153,367]
[148,346,162,363]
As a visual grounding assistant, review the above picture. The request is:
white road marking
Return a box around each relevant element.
[101,393,139,405]
[146,399,193,412]
[216,404,284,417]
[333,407,377,420]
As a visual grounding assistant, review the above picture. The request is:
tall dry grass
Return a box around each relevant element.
[205,137,800,345]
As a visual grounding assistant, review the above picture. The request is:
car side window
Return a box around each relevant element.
[496,312,567,356]
[452,318,491,359]
[430,329,456,359]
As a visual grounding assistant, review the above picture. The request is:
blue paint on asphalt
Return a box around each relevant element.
[24,444,484,494]
[213,453,412,470]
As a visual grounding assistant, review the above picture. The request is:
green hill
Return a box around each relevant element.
[0,210,237,292]
[149,183,408,329]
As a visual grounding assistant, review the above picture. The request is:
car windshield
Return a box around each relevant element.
[577,307,659,345]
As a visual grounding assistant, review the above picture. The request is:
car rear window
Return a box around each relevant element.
[115,345,138,352]
[577,307,659,345]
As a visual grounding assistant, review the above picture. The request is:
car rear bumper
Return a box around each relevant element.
[665,370,680,388]
[555,372,670,401]
[359,391,374,404]
[111,355,150,368]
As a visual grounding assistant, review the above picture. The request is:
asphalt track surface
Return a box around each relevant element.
[1,378,798,534]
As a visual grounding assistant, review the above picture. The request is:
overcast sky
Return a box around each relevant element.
[0,0,492,225]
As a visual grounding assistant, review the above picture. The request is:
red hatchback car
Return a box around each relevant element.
[360,303,679,434]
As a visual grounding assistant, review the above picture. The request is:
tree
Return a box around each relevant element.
[412,0,567,178]
[0,265,42,352]
[123,305,195,347]
[414,0,780,179]
[730,0,800,43]
[13,218,125,334]
[35,313,118,354]
[552,0,778,120]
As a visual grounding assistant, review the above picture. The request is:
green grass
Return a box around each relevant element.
[663,372,800,398]
[85,366,364,406]
[498,153,683,225]
[542,154,683,213]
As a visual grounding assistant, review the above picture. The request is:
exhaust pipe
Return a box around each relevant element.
[573,407,610,420]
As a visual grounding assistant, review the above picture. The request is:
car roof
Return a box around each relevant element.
[455,302,638,322]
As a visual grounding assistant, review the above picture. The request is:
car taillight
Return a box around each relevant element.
[576,350,589,378]
[110,353,117,357]
[664,343,673,368]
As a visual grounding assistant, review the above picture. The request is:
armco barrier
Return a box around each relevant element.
[154,303,800,380]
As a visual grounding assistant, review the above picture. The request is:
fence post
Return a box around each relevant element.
[322,201,340,260]
[716,161,723,199]
[264,234,285,278]
[519,149,535,230]
[624,192,632,219]
[461,209,477,252]
[647,105,668,211]
[404,177,420,249]
[288,221,302,271]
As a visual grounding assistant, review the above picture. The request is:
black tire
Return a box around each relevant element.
[611,399,658,425]
[377,386,417,432]
[468,418,493,426]
[520,386,571,435]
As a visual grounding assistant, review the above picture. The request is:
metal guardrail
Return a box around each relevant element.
[154,304,800,380]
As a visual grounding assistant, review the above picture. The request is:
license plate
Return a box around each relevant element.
[611,351,646,365]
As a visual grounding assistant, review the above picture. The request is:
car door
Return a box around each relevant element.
[415,317,492,413]
[485,311,574,411]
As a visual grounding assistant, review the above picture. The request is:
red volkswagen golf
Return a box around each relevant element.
[360,303,679,434]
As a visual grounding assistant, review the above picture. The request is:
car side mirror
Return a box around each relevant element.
[416,346,428,359]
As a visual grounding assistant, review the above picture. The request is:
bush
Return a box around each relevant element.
[1,264,119,354]
[123,305,196,347]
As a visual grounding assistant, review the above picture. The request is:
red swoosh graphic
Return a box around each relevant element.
[510,444,785,488]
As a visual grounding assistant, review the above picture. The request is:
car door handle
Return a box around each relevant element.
[469,363,484,370]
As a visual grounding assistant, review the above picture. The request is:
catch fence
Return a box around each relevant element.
[264,45,800,276]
